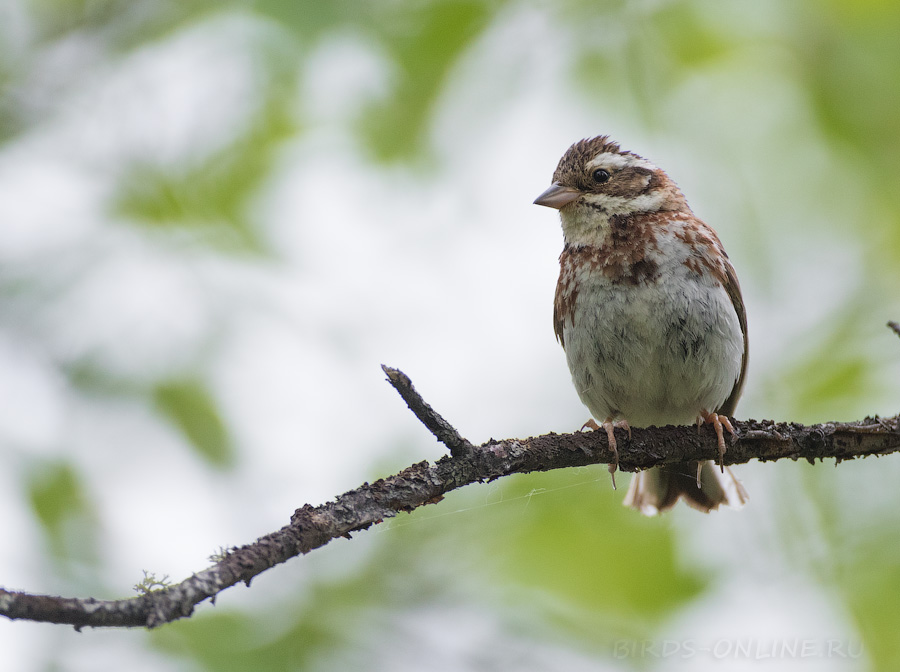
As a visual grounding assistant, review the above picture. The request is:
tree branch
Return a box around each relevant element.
[889,320,900,339]
[2,367,899,630]
[381,365,474,457]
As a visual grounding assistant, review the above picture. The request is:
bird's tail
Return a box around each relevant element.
[622,461,748,515]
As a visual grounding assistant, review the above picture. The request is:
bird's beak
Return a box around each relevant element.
[533,182,581,209]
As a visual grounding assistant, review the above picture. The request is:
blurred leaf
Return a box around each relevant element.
[762,301,883,423]
[788,356,870,421]
[65,366,236,470]
[64,360,143,397]
[651,3,733,68]
[478,471,706,636]
[795,463,900,670]
[878,212,900,276]
[797,4,900,258]
[27,0,222,48]
[154,379,234,468]
[259,0,499,162]
[27,460,99,565]
[151,551,388,671]
[112,74,297,254]
[369,470,710,650]
[28,0,134,41]
[804,25,900,166]
[152,470,707,667]
[357,0,495,162]
[153,610,342,672]
[839,543,900,670]
[251,0,357,38]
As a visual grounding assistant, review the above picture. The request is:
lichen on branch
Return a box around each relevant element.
[1,366,899,630]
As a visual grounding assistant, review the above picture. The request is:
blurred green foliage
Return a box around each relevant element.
[3,0,900,670]
[152,556,380,670]
[153,471,705,666]
[481,471,705,626]
[111,49,298,254]
[354,0,494,162]
[154,379,234,468]
[63,363,235,468]
[254,0,496,161]
[27,460,100,568]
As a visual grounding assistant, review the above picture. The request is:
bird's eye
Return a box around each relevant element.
[592,168,611,184]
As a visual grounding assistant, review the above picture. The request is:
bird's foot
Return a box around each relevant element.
[697,412,736,472]
[583,418,631,489]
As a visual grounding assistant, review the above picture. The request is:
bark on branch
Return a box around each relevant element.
[2,365,899,631]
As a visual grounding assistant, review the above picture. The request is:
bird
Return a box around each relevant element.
[534,136,748,515]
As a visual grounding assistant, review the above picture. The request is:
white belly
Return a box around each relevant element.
[562,267,743,427]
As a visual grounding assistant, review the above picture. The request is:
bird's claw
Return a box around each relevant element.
[698,412,736,472]
[584,418,631,489]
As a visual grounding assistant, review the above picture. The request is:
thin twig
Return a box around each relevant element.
[2,367,899,631]
[382,365,473,457]
[888,321,900,339]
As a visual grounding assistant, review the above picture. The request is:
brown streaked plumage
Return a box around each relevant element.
[536,136,748,515]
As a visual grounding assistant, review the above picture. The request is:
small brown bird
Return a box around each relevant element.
[535,136,748,515]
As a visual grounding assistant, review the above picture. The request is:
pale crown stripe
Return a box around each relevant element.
[586,152,658,172]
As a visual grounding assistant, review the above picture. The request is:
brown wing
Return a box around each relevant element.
[716,258,748,417]
[553,272,566,347]
[553,248,578,348]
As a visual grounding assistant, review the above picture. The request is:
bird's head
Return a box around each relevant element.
[535,136,688,246]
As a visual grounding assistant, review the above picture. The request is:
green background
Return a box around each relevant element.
[1,0,899,670]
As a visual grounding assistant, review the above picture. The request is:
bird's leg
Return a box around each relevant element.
[697,411,736,472]
[582,418,631,489]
